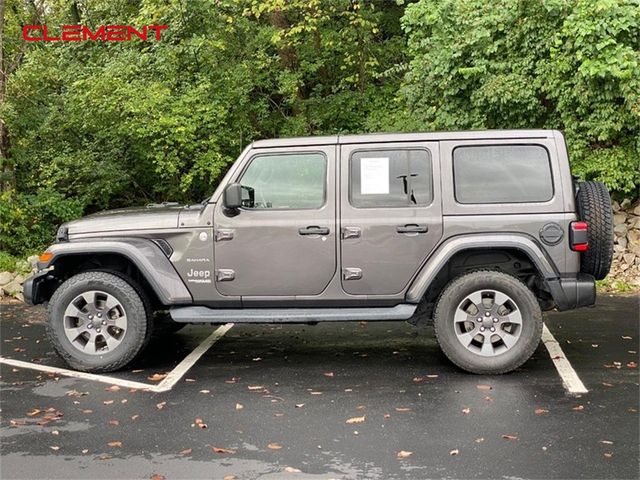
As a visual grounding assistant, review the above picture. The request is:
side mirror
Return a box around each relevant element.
[223,183,242,210]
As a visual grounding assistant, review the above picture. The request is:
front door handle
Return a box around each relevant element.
[397,224,428,234]
[299,226,330,236]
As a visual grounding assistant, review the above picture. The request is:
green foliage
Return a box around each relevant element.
[0,191,84,257]
[402,0,640,197]
[0,251,18,272]
[1,0,639,257]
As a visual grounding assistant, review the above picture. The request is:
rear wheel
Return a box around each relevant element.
[576,181,613,280]
[433,271,542,374]
[46,271,151,372]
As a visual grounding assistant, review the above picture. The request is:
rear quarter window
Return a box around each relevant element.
[453,145,553,204]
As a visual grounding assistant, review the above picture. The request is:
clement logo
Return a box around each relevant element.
[23,25,168,42]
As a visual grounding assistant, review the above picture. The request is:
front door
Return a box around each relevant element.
[340,142,443,295]
[213,146,336,297]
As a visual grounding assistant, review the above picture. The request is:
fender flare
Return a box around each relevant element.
[40,238,192,305]
[406,234,558,303]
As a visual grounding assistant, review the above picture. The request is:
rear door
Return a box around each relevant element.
[339,142,442,295]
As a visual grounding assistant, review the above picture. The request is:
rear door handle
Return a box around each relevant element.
[397,224,428,234]
[299,226,330,236]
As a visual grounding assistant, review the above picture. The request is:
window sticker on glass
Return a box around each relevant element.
[360,157,389,194]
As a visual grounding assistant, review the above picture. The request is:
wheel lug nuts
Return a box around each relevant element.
[490,327,495,332]
[102,320,107,325]
[493,318,498,323]
[97,313,102,318]
[485,312,490,317]
[480,326,485,332]
[96,328,101,333]
[88,315,93,320]
[87,323,93,329]
[477,318,482,322]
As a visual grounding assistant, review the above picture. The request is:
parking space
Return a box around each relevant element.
[1,295,638,479]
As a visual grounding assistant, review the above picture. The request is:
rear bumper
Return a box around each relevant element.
[547,274,596,311]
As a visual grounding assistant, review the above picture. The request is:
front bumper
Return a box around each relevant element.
[547,273,596,311]
[23,270,58,306]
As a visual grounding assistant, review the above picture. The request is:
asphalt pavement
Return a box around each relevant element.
[1,294,638,479]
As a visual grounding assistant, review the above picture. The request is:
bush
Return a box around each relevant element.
[0,191,84,257]
[0,251,17,272]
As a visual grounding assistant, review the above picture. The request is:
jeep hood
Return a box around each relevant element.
[63,204,185,235]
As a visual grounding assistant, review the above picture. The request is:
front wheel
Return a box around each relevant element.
[46,271,151,373]
[433,271,542,374]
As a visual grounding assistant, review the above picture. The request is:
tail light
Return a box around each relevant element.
[570,221,588,251]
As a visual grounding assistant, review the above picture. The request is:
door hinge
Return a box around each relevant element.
[342,267,362,280]
[342,226,361,239]
[215,229,235,242]
[215,269,235,281]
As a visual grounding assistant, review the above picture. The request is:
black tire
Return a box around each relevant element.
[433,271,542,374]
[576,181,614,280]
[46,271,151,373]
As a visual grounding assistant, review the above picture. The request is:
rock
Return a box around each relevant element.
[623,253,636,266]
[0,287,4,297]
[628,229,640,247]
[621,198,631,209]
[628,216,640,229]
[617,236,628,249]
[633,204,640,216]
[27,255,39,266]
[613,213,627,225]
[0,271,13,285]
[13,274,25,285]
[14,292,24,302]
[614,223,628,236]
[2,280,22,295]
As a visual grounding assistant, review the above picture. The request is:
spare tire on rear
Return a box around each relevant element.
[575,181,614,280]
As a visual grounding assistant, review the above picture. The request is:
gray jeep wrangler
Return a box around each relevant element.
[25,130,613,374]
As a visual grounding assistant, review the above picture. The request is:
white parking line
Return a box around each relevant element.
[0,323,233,393]
[542,323,588,395]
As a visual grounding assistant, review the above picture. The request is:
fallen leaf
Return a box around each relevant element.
[462,408,471,415]
[602,382,614,387]
[82,409,93,414]
[150,475,165,480]
[412,377,424,383]
[449,448,459,456]
[108,420,119,426]
[156,402,166,410]
[252,357,262,362]
[600,440,614,445]
[295,403,305,408]
[235,403,244,411]
[103,400,114,405]
[131,415,140,420]
[26,408,41,417]
[81,449,89,454]
[268,443,283,450]
[224,476,236,480]
[284,467,302,473]
[345,415,365,424]
[51,430,59,436]
[534,408,549,415]
[225,377,239,384]
[194,418,207,429]
[179,448,192,455]
[572,405,584,411]
[212,447,235,454]
[323,372,334,377]
[199,390,210,394]
[502,435,518,441]
[604,452,613,459]
[247,385,264,390]
[475,437,485,443]
[50,446,60,451]
[397,450,413,459]
[105,385,121,392]
[97,454,112,460]
[383,413,391,419]
[621,336,632,340]
[185,378,196,382]
[484,396,493,402]
[107,441,122,448]
[426,374,439,379]
[120,399,128,404]
[477,384,492,391]
[310,391,323,395]
[627,362,637,368]
[395,407,411,412]
[148,373,167,381]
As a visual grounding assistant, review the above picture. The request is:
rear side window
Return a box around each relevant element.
[350,149,432,208]
[453,145,553,204]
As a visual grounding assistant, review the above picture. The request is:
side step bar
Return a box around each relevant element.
[169,304,417,324]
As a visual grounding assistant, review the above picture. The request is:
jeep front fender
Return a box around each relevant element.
[406,234,558,303]
[35,238,192,305]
